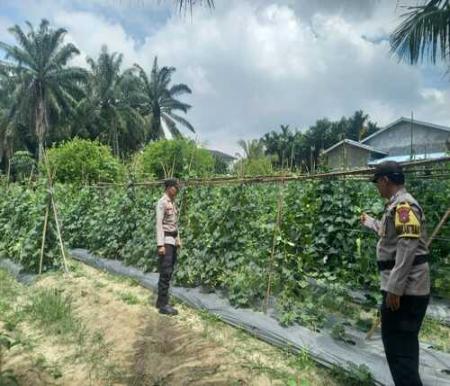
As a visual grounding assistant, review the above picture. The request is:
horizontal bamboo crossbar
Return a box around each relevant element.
[91,157,450,188]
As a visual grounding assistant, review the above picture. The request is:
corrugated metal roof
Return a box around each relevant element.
[368,152,447,165]
[323,138,387,155]
[362,117,450,144]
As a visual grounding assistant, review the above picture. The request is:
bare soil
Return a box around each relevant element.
[1,262,339,386]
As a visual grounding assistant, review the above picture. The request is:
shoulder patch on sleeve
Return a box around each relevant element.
[157,199,166,210]
[395,202,420,238]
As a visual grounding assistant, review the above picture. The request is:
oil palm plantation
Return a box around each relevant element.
[134,57,195,140]
[0,19,87,161]
[391,0,450,64]
[80,46,145,156]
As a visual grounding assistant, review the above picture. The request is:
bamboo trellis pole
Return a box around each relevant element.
[263,182,285,313]
[38,205,49,275]
[427,208,450,249]
[43,151,69,273]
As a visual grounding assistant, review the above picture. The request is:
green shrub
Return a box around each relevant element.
[0,183,61,272]
[9,150,36,182]
[134,139,214,179]
[234,157,273,176]
[0,333,19,386]
[45,138,124,183]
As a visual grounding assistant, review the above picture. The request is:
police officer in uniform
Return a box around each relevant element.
[361,161,430,386]
[155,178,181,315]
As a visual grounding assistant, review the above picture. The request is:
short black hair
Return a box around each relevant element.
[164,178,179,190]
[371,161,405,185]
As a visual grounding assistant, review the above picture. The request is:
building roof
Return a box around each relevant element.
[323,138,388,155]
[362,117,450,144]
[208,149,236,162]
[368,152,447,165]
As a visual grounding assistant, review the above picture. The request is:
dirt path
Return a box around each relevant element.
[0,262,342,386]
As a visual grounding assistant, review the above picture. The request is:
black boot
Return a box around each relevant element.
[159,304,178,316]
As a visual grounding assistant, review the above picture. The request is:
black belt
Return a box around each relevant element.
[377,255,428,271]
[164,231,178,237]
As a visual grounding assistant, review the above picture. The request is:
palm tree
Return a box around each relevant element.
[237,139,266,159]
[0,19,87,161]
[81,46,145,156]
[0,74,17,165]
[391,0,450,64]
[134,57,195,140]
[176,0,215,12]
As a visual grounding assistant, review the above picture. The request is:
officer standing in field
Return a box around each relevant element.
[155,178,181,316]
[361,161,430,386]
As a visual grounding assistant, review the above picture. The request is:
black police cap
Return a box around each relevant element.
[371,161,405,184]
[164,178,179,189]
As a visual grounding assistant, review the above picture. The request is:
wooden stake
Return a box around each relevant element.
[6,159,11,188]
[263,183,285,313]
[161,161,168,179]
[427,208,450,248]
[43,151,69,273]
[28,164,35,185]
[39,205,49,275]
[50,193,69,273]
[177,150,195,241]
[170,154,176,177]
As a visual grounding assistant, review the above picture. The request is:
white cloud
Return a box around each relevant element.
[1,0,449,155]
[53,10,141,68]
[135,0,448,153]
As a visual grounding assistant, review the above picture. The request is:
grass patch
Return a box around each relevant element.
[33,354,63,380]
[0,270,21,316]
[94,281,107,289]
[3,307,25,332]
[117,291,140,305]
[25,288,86,344]
[84,330,122,385]
[420,317,450,352]
[330,363,375,386]
[0,333,20,386]
[106,273,140,287]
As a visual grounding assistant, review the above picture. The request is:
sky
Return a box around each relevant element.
[1,0,449,155]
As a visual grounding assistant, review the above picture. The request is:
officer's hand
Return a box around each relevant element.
[157,246,165,256]
[176,239,182,249]
[386,292,400,311]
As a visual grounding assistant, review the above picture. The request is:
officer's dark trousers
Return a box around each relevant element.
[381,291,429,386]
[156,244,177,308]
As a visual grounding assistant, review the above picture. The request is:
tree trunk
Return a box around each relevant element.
[36,97,46,162]
[112,117,120,157]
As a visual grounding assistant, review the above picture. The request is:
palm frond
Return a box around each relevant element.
[134,63,152,95]
[160,98,191,113]
[391,0,450,63]
[237,139,248,158]
[176,0,215,12]
[162,113,183,138]
[48,43,80,67]
[166,111,195,133]
[6,24,34,57]
[169,83,192,96]
[0,42,35,69]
